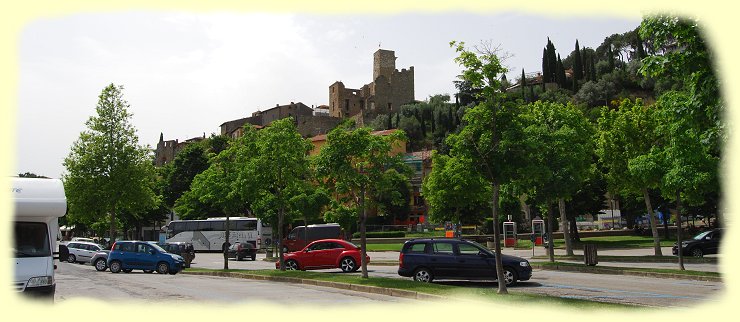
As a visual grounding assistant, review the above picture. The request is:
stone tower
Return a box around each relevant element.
[373,49,397,81]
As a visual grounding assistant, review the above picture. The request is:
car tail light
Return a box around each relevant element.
[399,252,404,268]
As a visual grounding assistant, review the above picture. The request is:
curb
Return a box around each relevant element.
[182,271,446,301]
[531,264,723,282]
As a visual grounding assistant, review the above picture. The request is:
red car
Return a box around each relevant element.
[275,239,369,272]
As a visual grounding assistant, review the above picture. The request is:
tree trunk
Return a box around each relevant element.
[558,198,573,256]
[570,218,581,242]
[491,181,507,294]
[547,202,555,263]
[109,209,116,243]
[642,188,663,256]
[676,191,685,270]
[360,183,368,278]
[278,204,285,271]
[223,215,229,270]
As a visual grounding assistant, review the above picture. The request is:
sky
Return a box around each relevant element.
[15,11,641,179]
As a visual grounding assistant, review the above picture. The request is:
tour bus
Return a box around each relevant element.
[12,177,69,299]
[166,217,272,251]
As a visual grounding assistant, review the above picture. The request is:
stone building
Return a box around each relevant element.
[219,102,342,139]
[153,133,206,166]
[329,49,415,120]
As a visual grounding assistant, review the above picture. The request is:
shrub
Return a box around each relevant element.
[351,231,406,238]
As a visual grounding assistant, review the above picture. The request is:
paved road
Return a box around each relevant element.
[54,259,416,304]
[191,252,723,307]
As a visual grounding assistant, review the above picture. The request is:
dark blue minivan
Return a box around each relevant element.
[398,238,532,286]
[107,241,184,275]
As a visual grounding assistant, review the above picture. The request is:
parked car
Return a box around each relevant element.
[107,241,184,274]
[90,250,111,271]
[275,239,368,272]
[227,242,257,261]
[397,238,532,287]
[282,223,343,253]
[159,242,195,267]
[672,228,723,257]
[65,241,106,264]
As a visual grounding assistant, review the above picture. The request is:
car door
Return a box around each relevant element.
[302,242,325,269]
[136,243,158,270]
[114,242,136,268]
[78,244,94,262]
[429,241,458,278]
[706,230,721,254]
[455,242,495,279]
[322,242,345,268]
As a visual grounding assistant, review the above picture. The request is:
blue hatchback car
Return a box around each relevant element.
[107,241,184,275]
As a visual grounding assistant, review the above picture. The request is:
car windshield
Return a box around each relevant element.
[14,222,51,258]
[692,230,713,240]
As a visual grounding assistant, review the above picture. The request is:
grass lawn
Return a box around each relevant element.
[186,268,638,309]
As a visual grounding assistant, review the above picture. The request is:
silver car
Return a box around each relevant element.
[90,250,111,271]
[66,241,105,264]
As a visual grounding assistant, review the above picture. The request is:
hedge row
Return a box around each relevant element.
[351,231,406,238]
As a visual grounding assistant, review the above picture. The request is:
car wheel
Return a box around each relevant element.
[109,260,122,273]
[236,254,243,261]
[340,257,356,272]
[502,267,518,287]
[67,254,76,263]
[94,258,107,271]
[285,259,299,270]
[251,254,256,261]
[123,268,133,273]
[413,268,433,282]
[157,262,170,274]
[143,270,154,273]
[690,247,704,257]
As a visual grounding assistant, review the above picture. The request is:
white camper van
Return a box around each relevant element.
[12,177,69,299]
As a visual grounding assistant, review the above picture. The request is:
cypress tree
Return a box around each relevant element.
[448,106,454,130]
[430,110,436,134]
[542,48,548,90]
[591,55,596,82]
[395,113,400,128]
[521,69,527,101]
[573,39,583,82]
[556,54,566,89]
[608,45,615,71]
[386,112,392,129]
[547,38,557,83]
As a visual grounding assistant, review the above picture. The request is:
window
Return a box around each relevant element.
[433,242,454,255]
[236,220,257,231]
[14,222,51,257]
[407,243,427,253]
[457,243,482,256]
[345,99,350,111]
[114,242,134,252]
[136,243,151,253]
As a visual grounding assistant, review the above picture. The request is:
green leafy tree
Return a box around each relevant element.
[314,125,407,278]
[521,101,592,258]
[595,99,663,256]
[448,40,530,294]
[163,143,210,208]
[63,84,157,241]
[246,118,314,270]
[422,152,490,228]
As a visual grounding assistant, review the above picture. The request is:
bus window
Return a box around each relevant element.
[184,222,198,231]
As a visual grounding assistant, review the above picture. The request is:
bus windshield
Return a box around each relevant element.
[14,222,51,258]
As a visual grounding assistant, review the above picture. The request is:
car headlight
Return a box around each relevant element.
[519,261,530,267]
[27,276,53,288]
